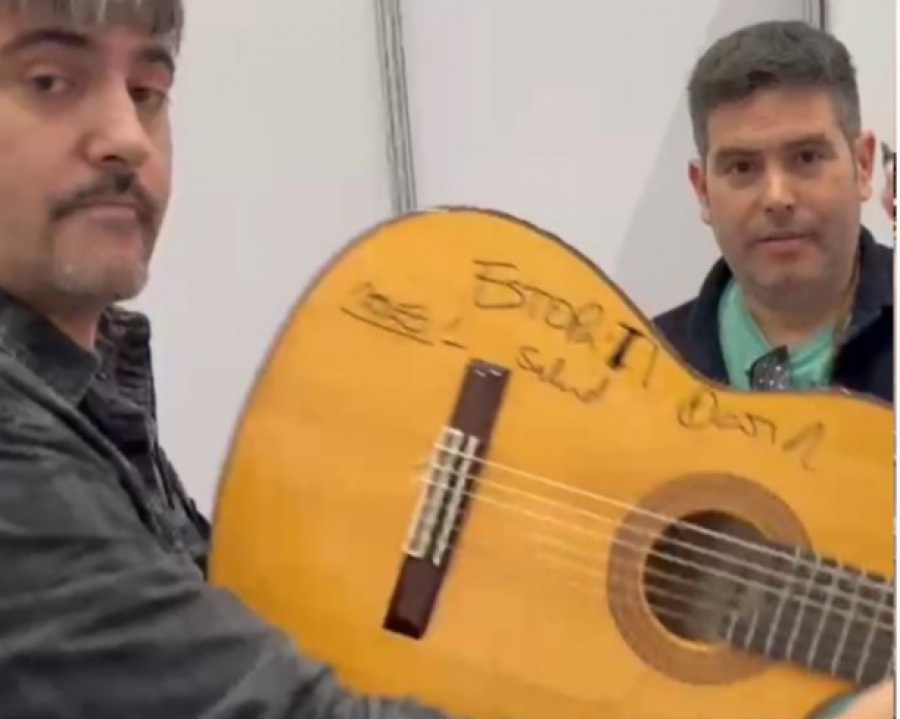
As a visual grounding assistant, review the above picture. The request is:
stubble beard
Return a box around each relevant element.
[51,255,150,305]
[45,221,155,310]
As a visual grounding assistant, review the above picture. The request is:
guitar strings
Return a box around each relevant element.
[418,474,895,677]
[430,468,892,616]
[419,472,894,634]
[418,447,894,617]
[450,531,894,678]
[459,530,895,671]
[429,443,894,598]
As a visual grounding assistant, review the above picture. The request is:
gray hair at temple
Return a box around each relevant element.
[687,21,860,159]
[881,141,895,168]
[0,0,184,51]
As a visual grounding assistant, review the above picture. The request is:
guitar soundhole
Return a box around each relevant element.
[643,510,768,645]
[607,473,810,685]
[644,512,765,644]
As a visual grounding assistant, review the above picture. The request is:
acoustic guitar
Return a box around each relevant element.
[208,208,894,719]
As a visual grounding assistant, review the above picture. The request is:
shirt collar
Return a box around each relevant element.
[685,225,892,381]
[0,289,100,403]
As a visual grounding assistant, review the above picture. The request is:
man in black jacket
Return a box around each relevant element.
[654,21,893,407]
[0,1,453,717]
[0,3,890,718]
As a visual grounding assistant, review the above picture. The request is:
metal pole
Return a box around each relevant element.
[805,0,826,29]
[374,0,418,216]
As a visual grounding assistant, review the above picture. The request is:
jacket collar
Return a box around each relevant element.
[0,290,99,402]
[683,226,893,382]
[0,289,153,406]
[842,227,894,340]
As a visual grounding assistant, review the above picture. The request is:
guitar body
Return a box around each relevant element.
[209,208,893,719]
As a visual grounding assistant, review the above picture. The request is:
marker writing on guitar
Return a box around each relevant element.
[516,345,610,404]
[676,386,826,471]
[340,280,433,345]
[471,259,603,347]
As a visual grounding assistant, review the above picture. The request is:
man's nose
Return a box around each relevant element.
[761,170,797,217]
[82,87,152,171]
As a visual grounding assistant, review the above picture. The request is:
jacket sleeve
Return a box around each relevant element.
[0,420,461,719]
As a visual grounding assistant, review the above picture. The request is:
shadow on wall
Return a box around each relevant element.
[613,99,710,319]
[614,0,813,318]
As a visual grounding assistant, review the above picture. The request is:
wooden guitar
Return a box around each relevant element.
[208,208,894,719]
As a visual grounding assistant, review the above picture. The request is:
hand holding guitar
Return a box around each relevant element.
[840,680,894,719]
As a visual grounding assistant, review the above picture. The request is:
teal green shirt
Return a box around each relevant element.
[719,282,859,717]
[718,280,835,390]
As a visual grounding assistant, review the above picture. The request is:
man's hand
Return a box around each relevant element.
[839,680,894,719]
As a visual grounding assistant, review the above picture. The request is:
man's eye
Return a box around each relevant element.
[27,74,72,95]
[131,87,169,110]
[798,149,824,164]
[728,161,754,174]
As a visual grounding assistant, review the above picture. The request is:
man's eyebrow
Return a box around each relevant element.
[0,27,175,75]
[709,146,757,166]
[0,28,90,58]
[781,132,832,149]
[713,133,833,160]
[139,44,175,75]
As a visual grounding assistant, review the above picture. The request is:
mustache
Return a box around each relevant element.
[49,169,158,227]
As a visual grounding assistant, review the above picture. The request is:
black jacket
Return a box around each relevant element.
[0,291,452,719]
[653,228,894,405]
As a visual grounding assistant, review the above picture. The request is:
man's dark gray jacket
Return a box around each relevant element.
[0,290,453,719]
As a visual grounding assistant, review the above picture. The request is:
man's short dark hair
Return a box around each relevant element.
[687,20,861,158]
[0,0,184,52]
[881,141,895,168]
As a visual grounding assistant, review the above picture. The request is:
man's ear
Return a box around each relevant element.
[688,159,711,226]
[854,130,877,202]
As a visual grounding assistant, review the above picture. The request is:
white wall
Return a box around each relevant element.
[144,0,833,516]
[826,0,896,243]
[134,0,395,514]
[402,0,812,318]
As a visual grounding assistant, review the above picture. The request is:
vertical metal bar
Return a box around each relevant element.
[374,0,418,216]
[390,2,418,213]
[805,0,826,29]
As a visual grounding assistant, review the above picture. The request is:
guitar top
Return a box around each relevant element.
[209,207,894,719]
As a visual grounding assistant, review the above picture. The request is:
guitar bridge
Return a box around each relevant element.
[383,359,509,640]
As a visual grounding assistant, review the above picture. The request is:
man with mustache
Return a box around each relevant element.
[0,2,890,719]
[0,1,456,717]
